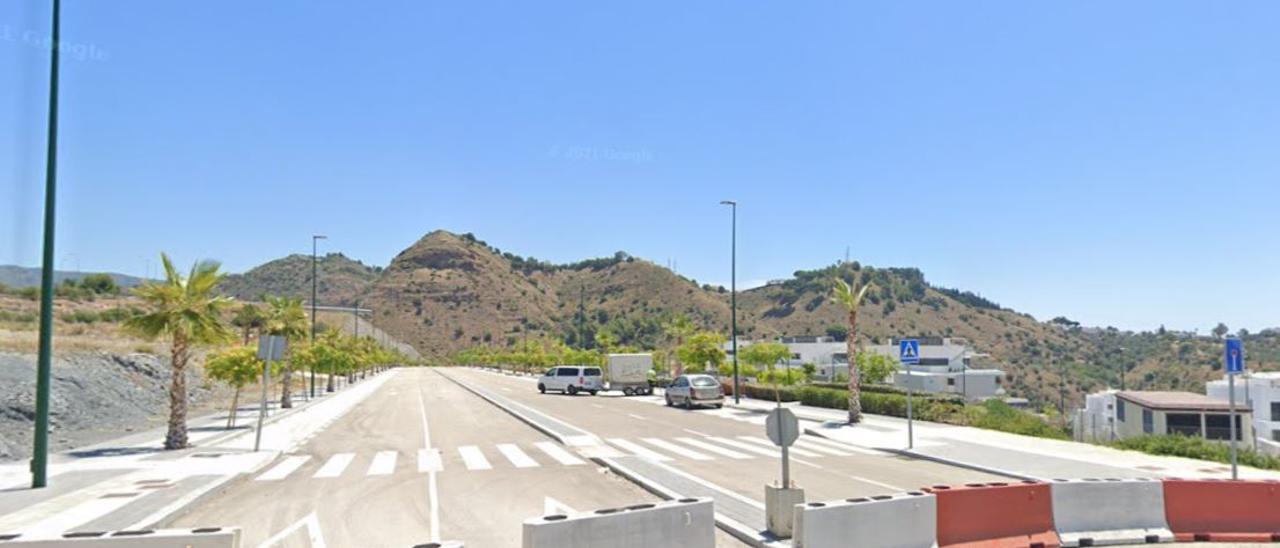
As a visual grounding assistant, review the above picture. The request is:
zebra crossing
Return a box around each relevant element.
[252,433,879,482]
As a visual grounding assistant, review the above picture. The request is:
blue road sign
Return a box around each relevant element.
[899,339,920,365]
[1225,338,1244,374]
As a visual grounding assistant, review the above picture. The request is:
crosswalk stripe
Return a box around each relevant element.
[534,442,586,466]
[368,451,398,475]
[675,437,752,459]
[458,446,492,470]
[802,435,881,455]
[641,438,713,461]
[256,455,310,481]
[313,453,354,478]
[735,436,823,457]
[794,439,854,456]
[606,438,672,462]
[497,444,539,468]
[706,436,780,458]
[418,448,443,472]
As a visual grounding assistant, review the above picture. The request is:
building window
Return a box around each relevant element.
[1142,409,1153,434]
[947,378,956,386]
[1204,414,1243,441]
[1116,401,1125,422]
[1272,430,1280,443]
[1271,402,1280,422]
[1167,413,1202,437]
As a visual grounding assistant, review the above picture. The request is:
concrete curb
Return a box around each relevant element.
[800,425,1036,481]
[438,368,786,547]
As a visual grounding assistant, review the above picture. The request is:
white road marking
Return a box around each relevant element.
[313,453,354,478]
[627,414,647,421]
[736,436,823,457]
[418,448,444,472]
[675,437,752,459]
[256,455,311,481]
[368,450,398,476]
[606,438,672,462]
[500,387,512,392]
[682,428,712,437]
[641,438,713,461]
[705,437,779,458]
[591,404,605,409]
[838,472,906,492]
[802,434,882,455]
[256,511,326,548]
[544,496,576,515]
[794,439,854,456]
[458,446,492,470]
[534,441,586,465]
[497,444,540,468]
[577,444,625,459]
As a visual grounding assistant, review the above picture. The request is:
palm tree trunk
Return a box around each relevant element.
[227,387,241,428]
[165,335,191,450]
[280,364,293,408]
[847,310,862,424]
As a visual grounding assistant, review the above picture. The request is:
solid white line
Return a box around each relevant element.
[627,413,648,420]
[641,438,713,461]
[418,448,444,472]
[675,437,752,459]
[606,438,672,462]
[368,451,398,475]
[736,436,823,457]
[497,444,540,468]
[682,428,712,437]
[313,453,355,478]
[591,404,605,409]
[534,441,586,465]
[458,446,492,470]
[256,455,311,481]
[794,439,853,456]
[803,434,882,455]
[839,473,906,492]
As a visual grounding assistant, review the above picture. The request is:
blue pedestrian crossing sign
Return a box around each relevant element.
[1225,338,1245,375]
[899,339,920,365]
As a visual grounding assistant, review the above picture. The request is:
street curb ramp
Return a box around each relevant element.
[791,491,936,548]
[1162,478,1280,542]
[925,481,1060,548]
[522,497,714,548]
[0,527,240,547]
[1048,478,1172,547]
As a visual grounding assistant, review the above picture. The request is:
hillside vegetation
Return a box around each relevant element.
[217,253,380,306]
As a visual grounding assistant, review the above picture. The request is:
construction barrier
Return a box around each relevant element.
[926,481,1059,548]
[1162,478,1280,542]
[522,497,714,548]
[0,527,240,547]
[1049,478,1173,546]
[791,491,936,548]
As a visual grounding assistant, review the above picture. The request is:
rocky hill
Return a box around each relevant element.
[0,265,148,290]
[216,253,380,306]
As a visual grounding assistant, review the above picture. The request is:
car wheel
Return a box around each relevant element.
[684,397,693,409]
[588,390,598,396]
[567,385,578,396]
[623,387,634,397]
[715,404,723,409]
[665,394,673,407]
[538,384,546,394]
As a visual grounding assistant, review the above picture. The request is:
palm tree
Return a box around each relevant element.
[263,296,308,407]
[832,277,872,424]
[663,314,695,376]
[125,253,233,450]
[231,303,264,345]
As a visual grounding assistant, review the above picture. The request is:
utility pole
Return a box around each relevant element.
[720,200,739,404]
[310,235,326,398]
[31,0,61,490]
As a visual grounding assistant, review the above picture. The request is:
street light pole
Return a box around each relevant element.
[310,235,326,398]
[31,0,62,489]
[720,200,739,404]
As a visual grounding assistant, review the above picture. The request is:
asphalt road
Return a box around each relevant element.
[172,368,742,547]
[449,367,1004,505]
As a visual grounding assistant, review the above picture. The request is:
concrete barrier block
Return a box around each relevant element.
[1050,478,1173,546]
[792,491,937,548]
[522,497,713,548]
[0,527,241,547]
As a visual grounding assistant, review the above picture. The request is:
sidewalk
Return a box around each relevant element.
[0,370,396,538]
[721,395,1280,482]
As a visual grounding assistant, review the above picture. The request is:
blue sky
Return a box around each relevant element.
[3,1,1278,333]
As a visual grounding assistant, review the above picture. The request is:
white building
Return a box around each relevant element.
[1206,372,1280,454]
[1077,390,1119,442]
[1078,389,1255,447]
[725,336,848,376]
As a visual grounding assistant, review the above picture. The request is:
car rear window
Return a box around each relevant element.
[691,377,718,387]
[556,368,578,377]
[583,368,602,376]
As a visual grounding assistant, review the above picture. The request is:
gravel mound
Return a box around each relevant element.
[0,351,228,461]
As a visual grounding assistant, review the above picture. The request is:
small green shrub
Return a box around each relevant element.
[964,399,1068,439]
[1111,435,1280,470]
[0,310,37,323]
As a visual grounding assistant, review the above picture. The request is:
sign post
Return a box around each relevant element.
[899,339,920,449]
[766,407,800,488]
[1225,337,1244,480]
[255,335,286,452]
[764,407,803,538]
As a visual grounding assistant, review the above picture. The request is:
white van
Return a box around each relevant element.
[538,366,603,395]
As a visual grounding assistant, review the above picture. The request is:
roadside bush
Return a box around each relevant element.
[61,310,101,323]
[0,310,37,323]
[1111,435,1280,470]
[963,399,1068,439]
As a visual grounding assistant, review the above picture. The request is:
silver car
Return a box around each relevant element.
[664,374,724,409]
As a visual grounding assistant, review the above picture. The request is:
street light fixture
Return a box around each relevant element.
[311,235,327,398]
[719,200,740,404]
